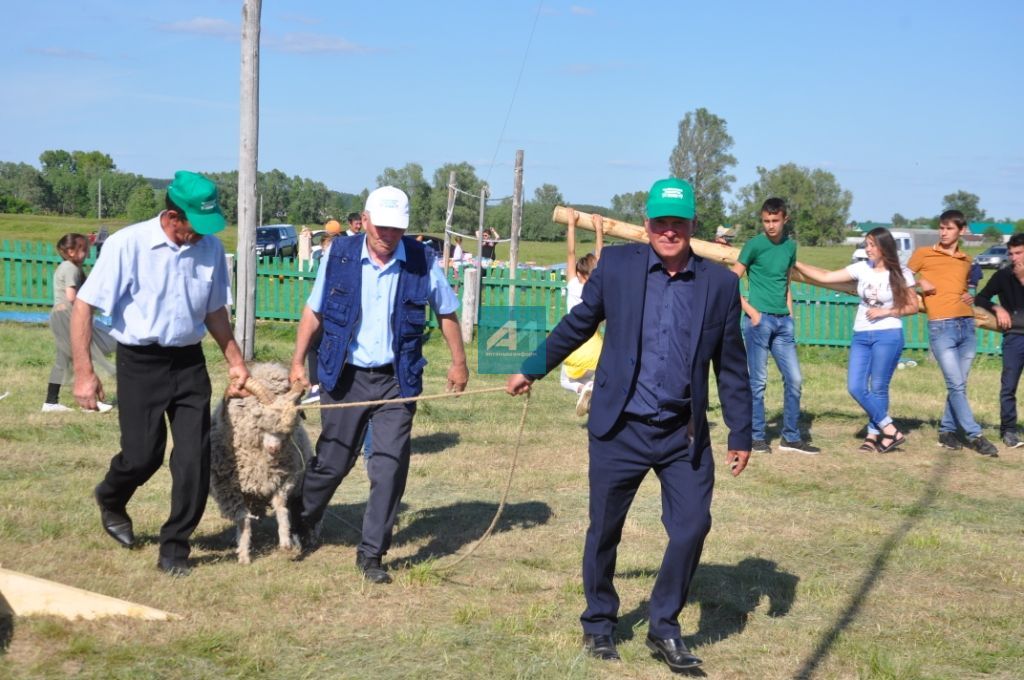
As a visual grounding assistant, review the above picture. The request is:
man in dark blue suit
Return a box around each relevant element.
[507,178,752,672]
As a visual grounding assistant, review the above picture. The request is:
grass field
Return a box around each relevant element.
[1,319,1021,679]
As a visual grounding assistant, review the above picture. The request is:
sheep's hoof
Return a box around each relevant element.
[238,554,251,565]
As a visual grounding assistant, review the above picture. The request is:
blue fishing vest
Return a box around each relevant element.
[316,235,432,397]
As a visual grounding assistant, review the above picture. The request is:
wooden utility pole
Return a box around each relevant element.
[476,186,486,264]
[235,0,261,360]
[442,170,456,274]
[508,150,524,305]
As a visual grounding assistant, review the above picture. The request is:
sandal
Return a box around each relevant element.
[859,437,879,452]
[877,429,906,453]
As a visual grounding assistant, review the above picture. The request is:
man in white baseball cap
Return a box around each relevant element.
[289,186,468,584]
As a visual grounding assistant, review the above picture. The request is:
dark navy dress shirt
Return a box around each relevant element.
[623,249,695,421]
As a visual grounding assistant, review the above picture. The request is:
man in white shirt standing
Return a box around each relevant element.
[72,171,249,577]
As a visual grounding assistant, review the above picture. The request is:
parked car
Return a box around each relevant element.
[417,234,445,256]
[256,224,298,258]
[976,245,1009,269]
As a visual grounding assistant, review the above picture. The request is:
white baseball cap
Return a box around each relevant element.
[365,186,410,229]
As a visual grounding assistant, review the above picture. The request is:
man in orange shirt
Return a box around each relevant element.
[907,210,998,456]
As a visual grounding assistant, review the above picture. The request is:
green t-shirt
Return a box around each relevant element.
[738,233,796,315]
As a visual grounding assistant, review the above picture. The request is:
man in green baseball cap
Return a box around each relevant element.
[166,170,226,235]
[506,174,752,672]
[72,169,247,577]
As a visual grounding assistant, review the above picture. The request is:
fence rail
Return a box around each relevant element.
[0,240,1003,354]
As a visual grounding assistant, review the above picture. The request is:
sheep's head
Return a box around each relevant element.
[241,365,306,456]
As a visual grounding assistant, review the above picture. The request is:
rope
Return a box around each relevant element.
[438,390,529,572]
[295,384,534,574]
[443,228,513,243]
[298,385,507,411]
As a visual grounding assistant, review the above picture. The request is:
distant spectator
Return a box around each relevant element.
[975,232,1024,449]
[481,227,499,260]
[345,212,363,237]
[43,233,116,413]
[95,226,109,257]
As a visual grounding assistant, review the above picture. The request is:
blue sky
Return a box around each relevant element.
[2,1,1022,222]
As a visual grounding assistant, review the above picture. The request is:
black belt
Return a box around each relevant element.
[624,412,689,428]
[347,363,394,375]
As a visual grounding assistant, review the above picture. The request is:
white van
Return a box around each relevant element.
[851,229,939,266]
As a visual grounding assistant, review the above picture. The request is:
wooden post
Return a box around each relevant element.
[475,185,487,316]
[235,0,261,361]
[460,267,479,344]
[508,150,524,306]
[476,186,486,264]
[442,170,456,275]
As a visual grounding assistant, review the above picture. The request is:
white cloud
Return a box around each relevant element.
[159,17,237,39]
[265,32,368,54]
[570,5,595,16]
[27,47,100,60]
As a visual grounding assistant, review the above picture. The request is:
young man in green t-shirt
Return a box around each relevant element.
[731,198,818,454]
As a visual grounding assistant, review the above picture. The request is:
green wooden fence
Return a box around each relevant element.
[0,239,1003,354]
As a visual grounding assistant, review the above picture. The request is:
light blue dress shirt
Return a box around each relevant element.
[77,214,232,347]
[306,238,459,367]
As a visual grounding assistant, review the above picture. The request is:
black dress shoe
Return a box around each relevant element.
[646,634,702,671]
[355,552,392,584]
[156,556,191,577]
[95,489,134,548]
[582,634,620,661]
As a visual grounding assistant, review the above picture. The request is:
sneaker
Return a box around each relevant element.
[82,401,113,413]
[751,440,772,454]
[300,385,321,405]
[575,381,594,417]
[937,431,963,450]
[967,435,999,458]
[41,403,73,413]
[779,439,821,455]
[1001,431,1024,449]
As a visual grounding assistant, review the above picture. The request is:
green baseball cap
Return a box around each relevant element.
[166,171,226,235]
[646,177,695,220]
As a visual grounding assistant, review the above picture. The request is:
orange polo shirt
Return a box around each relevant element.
[907,245,973,320]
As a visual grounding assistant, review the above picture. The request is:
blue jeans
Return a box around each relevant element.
[848,329,904,435]
[928,318,981,438]
[743,313,802,442]
[999,334,1024,435]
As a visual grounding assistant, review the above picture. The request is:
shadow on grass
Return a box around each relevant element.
[618,557,798,651]
[391,500,553,566]
[761,410,932,444]
[411,431,460,455]
[792,453,952,680]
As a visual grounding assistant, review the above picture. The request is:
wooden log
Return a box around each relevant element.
[0,567,180,621]
[551,206,999,332]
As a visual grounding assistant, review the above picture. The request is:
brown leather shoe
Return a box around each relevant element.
[646,634,702,670]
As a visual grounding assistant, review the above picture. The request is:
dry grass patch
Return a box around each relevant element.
[1,320,1022,679]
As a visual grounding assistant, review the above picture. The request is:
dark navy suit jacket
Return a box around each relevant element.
[538,243,752,454]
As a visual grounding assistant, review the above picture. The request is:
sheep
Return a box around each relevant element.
[209,362,312,564]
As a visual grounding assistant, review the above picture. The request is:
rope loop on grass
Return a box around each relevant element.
[295,385,533,574]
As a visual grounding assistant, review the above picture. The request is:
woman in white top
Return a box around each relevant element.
[560,208,604,416]
[794,228,918,452]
